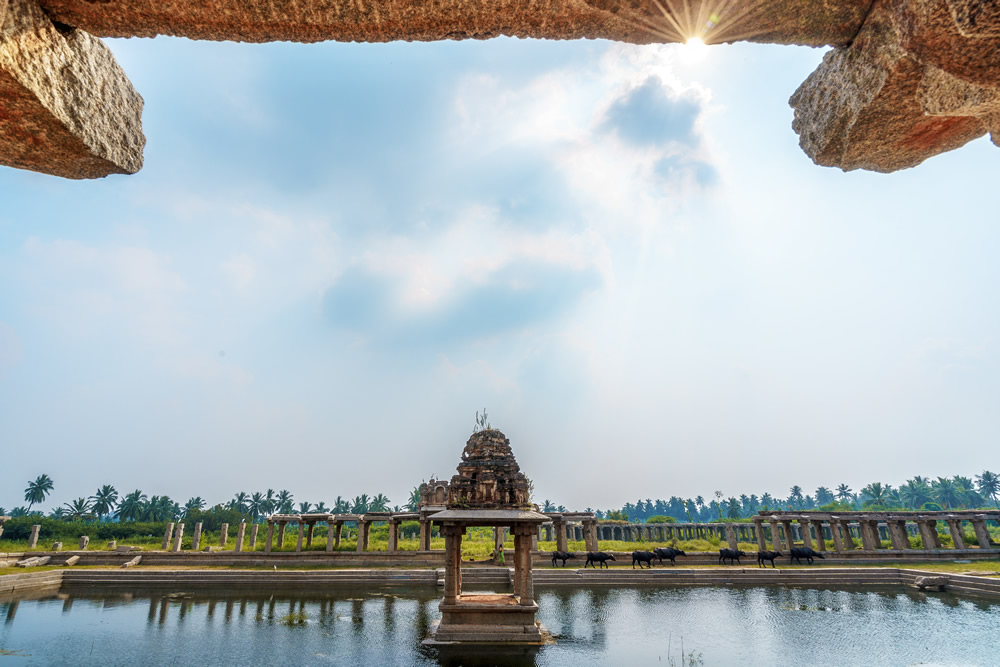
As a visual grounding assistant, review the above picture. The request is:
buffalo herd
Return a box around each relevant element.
[549,546,826,569]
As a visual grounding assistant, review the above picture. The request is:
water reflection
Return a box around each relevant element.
[0,585,997,666]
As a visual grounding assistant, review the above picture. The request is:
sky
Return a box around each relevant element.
[1,34,998,514]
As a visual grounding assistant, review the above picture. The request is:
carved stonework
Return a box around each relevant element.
[418,479,449,508]
[447,429,531,510]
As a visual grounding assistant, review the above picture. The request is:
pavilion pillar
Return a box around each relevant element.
[326,521,336,552]
[555,519,567,552]
[172,523,184,552]
[264,522,274,554]
[753,519,767,551]
[798,519,813,549]
[192,523,203,551]
[249,523,259,549]
[277,522,286,548]
[28,525,40,549]
[356,520,370,552]
[418,520,429,551]
[335,522,343,548]
[856,520,875,550]
[768,519,782,551]
[829,520,844,552]
[917,520,941,550]
[584,519,599,552]
[294,522,304,553]
[971,517,993,549]
[161,523,175,550]
[838,521,855,550]
[306,522,316,547]
[888,521,909,550]
[946,518,966,550]
[442,525,464,604]
[514,525,535,607]
[220,524,229,548]
[811,521,826,550]
[780,521,795,550]
[234,523,246,553]
[388,519,399,553]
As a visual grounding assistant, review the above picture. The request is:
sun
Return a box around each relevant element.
[686,36,706,48]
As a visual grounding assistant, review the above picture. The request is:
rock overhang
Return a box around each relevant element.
[0,0,996,179]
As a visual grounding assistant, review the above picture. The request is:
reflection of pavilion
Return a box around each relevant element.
[424,429,550,645]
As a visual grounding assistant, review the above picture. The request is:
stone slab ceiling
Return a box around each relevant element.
[0,0,997,178]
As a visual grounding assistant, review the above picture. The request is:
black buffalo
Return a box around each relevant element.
[719,548,747,565]
[756,550,782,568]
[632,550,656,569]
[551,551,576,567]
[585,552,617,568]
[653,547,686,566]
[790,547,825,565]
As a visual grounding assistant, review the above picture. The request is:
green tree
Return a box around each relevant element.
[90,485,118,521]
[276,490,294,514]
[932,477,962,509]
[900,479,932,508]
[63,497,94,521]
[298,501,312,513]
[370,494,390,512]
[976,470,1000,509]
[835,484,853,502]
[726,497,742,519]
[351,494,370,514]
[229,492,249,513]
[248,492,265,520]
[115,490,146,521]
[407,487,421,511]
[815,487,835,505]
[860,482,891,509]
[24,474,54,511]
[184,497,205,517]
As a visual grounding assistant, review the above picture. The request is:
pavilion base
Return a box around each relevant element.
[423,594,549,645]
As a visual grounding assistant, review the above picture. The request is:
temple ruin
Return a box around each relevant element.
[0,0,996,179]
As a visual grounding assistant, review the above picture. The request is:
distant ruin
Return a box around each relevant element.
[1,0,996,180]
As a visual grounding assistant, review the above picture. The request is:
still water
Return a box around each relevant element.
[1,584,998,666]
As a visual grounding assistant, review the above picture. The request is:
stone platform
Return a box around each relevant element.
[425,594,547,645]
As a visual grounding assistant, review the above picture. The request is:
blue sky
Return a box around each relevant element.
[1,35,998,512]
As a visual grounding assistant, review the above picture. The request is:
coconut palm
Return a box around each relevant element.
[248,492,265,520]
[976,470,1000,509]
[835,484,853,502]
[932,477,962,509]
[351,494,370,514]
[726,497,742,519]
[263,489,276,515]
[861,482,890,508]
[276,490,294,514]
[900,479,933,508]
[229,492,249,513]
[63,497,93,521]
[24,474,54,511]
[10,507,29,517]
[408,487,422,511]
[183,497,205,517]
[815,487,835,505]
[314,501,329,514]
[298,501,312,513]
[370,494,390,512]
[116,490,147,522]
[333,496,349,514]
[0,507,6,516]
[90,485,118,521]
[788,486,803,509]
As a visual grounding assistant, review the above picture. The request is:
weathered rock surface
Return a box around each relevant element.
[0,0,144,179]
[36,0,870,47]
[790,0,997,172]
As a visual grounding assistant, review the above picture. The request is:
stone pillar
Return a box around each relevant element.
[192,523,203,551]
[172,523,185,552]
[326,522,336,552]
[780,520,795,549]
[219,523,229,548]
[418,520,429,551]
[946,519,966,550]
[356,521,370,552]
[811,521,826,550]
[296,522,305,553]
[264,522,274,554]
[888,521,909,550]
[725,524,738,550]
[829,520,844,552]
[79,536,90,549]
[838,521,855,550]
[798,519,813,549]
[306,522,316,547]
[971,517,993,549]
[768,520,782,551]
[388,519,398,553]
[858,520,878,551]
[161,523,175,550]
[277,521,286,548]
[555,519,568,552]
[584,519,599,552]
[442,525,464,605]
[753,519,767,551]
[514,525,534,607]
[28,525,40,549]
[250,523,259,549]
[235,523,246,553]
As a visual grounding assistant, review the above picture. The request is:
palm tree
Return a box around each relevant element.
[249,492,265,520]
[542,499,556,512]
[407,487,422,511]
[298,501,312,513]
[726,498,742,519]
[116,490,146,521]
[230,492,249,513]
[276,490,294,514]
[861,482,890,508]
[63,497,93,521]
[351,494,370,514]
[0,507,6,516]
[976,470,1000,509]
[24,474,54,511]
[788,486,803,509]
[932,477,961,509]
[694,496,705,509]
[835,484,853,502]
[49,507,65,519]
[183,497,205,517]
[760,493,775,510]
[333,496,349,514]
[815,487,834,505]
[90,485,118,521]
[900,479,932,508]
[263,489,276,515]
[370,494,390,512]
[10,507,29,517]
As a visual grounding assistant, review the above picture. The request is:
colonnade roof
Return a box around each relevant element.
[756,510,1000,521]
